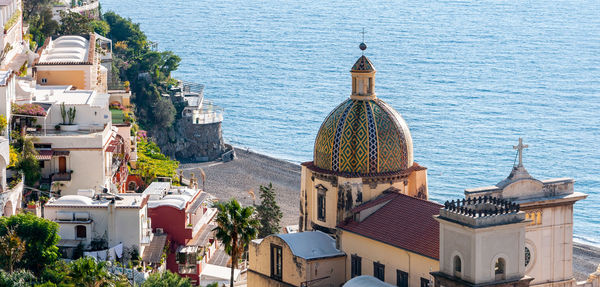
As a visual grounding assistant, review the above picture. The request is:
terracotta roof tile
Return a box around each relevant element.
[338,193,442,260]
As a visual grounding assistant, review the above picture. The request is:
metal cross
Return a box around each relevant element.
[513,138,529,167]
[361,28,365,43]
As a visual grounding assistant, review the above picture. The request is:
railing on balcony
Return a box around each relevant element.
[191,102,224,125]
[52,172,72,182]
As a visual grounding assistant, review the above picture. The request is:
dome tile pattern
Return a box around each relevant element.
[314,98,413,174]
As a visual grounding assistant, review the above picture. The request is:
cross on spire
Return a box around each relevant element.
[513,138,529,167]
[361,28,365,43]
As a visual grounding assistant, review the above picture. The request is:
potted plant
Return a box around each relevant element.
[124,81,130,92]
[59,103,79,131]
[27,200,37,209]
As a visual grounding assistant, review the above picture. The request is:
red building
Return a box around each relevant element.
[144,182,217,285]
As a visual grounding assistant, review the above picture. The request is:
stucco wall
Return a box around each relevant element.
[249,235,346,287]
[524,204,574,286]
[44,203,146,253]
[36,68,90,90]
[339,230,438,287]
[42,102,110,130]
[438,219,526,285]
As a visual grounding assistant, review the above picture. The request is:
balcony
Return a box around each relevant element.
[52,171,72,182]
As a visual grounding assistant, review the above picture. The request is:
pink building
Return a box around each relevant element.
[143,182,217,285]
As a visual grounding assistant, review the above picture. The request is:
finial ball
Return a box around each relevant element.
[359,42,367,51]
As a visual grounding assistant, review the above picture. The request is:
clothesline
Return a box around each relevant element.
[83,243,123,261]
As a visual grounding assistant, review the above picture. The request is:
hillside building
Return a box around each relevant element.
[34,34,108,93]
[143,182,218,285]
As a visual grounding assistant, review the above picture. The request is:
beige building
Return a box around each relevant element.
[35,34,108,93]
[337,192,440,287]
[464,139,588,287]
[249,231,346,287]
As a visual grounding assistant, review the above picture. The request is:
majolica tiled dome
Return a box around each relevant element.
[313,97,414,174]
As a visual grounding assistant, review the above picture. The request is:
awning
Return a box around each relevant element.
[141,234,167,264]
[35,150,53,160]
[106,139,119,153]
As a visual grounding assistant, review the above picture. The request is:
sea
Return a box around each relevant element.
[101,0,599,246]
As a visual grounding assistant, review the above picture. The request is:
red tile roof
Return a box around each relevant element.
[350,191,398,213]
[338,193,442,260]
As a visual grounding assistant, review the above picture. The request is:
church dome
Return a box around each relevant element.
[313,54,413,174]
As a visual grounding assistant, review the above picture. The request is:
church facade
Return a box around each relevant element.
[248,46,598,287]
[464,139,588,287]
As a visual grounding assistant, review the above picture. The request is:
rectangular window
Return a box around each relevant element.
[351,255,362,278]
[368,77,373,93]
[420,277,430,287]
[317,193,326,221]
[270,244,282,280]
[397,270,408,287]
[374,262,385,282]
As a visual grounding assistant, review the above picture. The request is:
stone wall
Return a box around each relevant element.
[151,118,226,162]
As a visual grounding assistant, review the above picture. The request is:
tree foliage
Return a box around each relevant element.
[0,269,36,287]
[67,257,115,287]
[57,11,93,35]
[23,0,53,20]
[256,183,283,238]
[0,228,26,273]
[15,136,41,186]
[103,11,180,129]
[133,139,179,185]
[27,7,58,47]
[214,199,259,287]
[141,270,192,287]
[0,214,60,274]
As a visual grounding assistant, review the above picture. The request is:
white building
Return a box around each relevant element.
[11,85,125,195]
[465,139,588,287]
[432,196,533,287]
[44,192,152,258]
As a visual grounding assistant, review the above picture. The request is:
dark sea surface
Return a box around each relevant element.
[101,0,600,246]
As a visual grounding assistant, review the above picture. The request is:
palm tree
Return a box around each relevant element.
[213,199,259,287]
[68,257,114,287]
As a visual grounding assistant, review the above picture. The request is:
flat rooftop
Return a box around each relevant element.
[45,194,146,208]
[33,85,108,107]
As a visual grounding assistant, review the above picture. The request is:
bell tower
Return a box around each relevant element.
[431,196,533,287]
[350,42,376,100]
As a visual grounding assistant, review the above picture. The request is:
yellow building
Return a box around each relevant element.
[337,192,441,286]
[300,48,428,235]
[34,34,108,93]
[248,231,346,287]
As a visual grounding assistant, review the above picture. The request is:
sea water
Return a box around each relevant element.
[101,0,600,246]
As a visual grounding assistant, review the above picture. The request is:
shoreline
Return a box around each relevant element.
[178,147,599,279]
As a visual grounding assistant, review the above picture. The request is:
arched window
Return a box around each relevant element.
[495,258,506,280]
[454,256,462,277]
[75,225,86,239]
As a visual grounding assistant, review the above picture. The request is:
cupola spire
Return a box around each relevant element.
[350,35,376,100]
